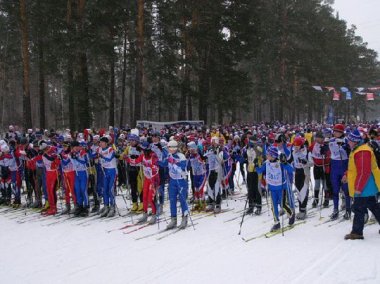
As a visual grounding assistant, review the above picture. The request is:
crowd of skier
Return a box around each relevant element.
[0,122,379,239]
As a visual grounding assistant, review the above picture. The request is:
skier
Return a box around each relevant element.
[245,137,263,215]
[97,136,118,218]
[256,146,295,232]
[151,132,168,214]
[343,129,380,240]
[89,135,102,213]
[0,144,13,205]
[166,140,189,230]
[291,137,313,219]
[41,144,60,215]
[187,141,207,211]
[71,141,89,217]
[60,141,77,214]
[309,131,332,208]
[123,131,143,212]
[329,124,351,220]
[136,141,160,224]
[204,137,224,213]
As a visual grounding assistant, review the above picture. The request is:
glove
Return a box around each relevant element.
[279,153,287,164]
[168,156,176,164]
[253,158,259,168]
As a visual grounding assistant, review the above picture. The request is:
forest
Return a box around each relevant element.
[0,0,379,130]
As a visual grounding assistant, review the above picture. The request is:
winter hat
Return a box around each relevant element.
[167,140,178,149]
[187,141,197,150]
[141,141,151,150]
[267,146,279,159]
[315,131,324,139]
[1,145,9,152]
[293,137,305,147]
[347,129,362,143]
[100,137,109,144]
[333,124,345,133]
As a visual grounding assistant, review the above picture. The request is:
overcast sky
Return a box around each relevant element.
[333,0,380,58]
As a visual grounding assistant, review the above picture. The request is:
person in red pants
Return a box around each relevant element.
[41,144,60,215]
[136,141,160,224]
[60,142,76,214]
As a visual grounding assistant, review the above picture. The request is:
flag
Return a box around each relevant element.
[333,92,340,101]
[346,92,352,100]
[325,87,335,92]
[326,105,334,124]
[340,87,349,93]
[368,87,380,91]
[312,86,323,91]
[366,93,374,101]
[356,87,365,92]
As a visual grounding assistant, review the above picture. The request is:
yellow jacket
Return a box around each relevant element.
[347,144,380,197]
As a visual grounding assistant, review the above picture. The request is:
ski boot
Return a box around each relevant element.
[80,207,89,217]
[245,207,254,215]
[131,202,138,212]
[91,203,100,214]
[166,217,177,230]
[137,212,148,223]
[254,207,262,216]
[106,205,115,218]
[330,209,339,221]
[288,210,295,225]
[73,205,83,217]
[137,203,144,212]
[40,201,50,213]
[100,206,110,217]
[214,205,221,214]
[178,214,188,229]
[343,210,351,220]
[323,199,329,208]
[312,199,318,208]
[205,203,215,212]
[296,211,306,220]
[270,222,281,232]
[61,203,71,215]
[344,232,364,240]
[148,214,157,225]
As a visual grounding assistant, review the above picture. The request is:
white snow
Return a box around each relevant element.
[1,170,379,284]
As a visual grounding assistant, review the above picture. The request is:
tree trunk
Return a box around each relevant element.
[38,38,45,129]
[78,52,90,130]
[19,0,33,129]
[119,24,128,127]
[134,0,144,126]
[109,54,115,127]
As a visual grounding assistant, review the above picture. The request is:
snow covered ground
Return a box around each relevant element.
[1,172,379,284]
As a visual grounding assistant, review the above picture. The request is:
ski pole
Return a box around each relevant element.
[238,196,249,235]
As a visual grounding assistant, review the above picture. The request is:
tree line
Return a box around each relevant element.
[0,0,379,130]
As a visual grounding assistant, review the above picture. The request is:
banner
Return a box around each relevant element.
[366,93,374,101]
[312,86,323,91]
[346,91,352,100]
[333,92,340,101]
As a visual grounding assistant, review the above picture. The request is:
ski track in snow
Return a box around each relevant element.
[1,169,380,284]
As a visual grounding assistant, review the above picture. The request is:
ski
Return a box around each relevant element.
[135,227,173,240]
[264,221,306,238]
[242,221,306,242]
[156,223,198,240]
[328,218,350,227]
[123,223,151,234]
[106,222,142,233]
